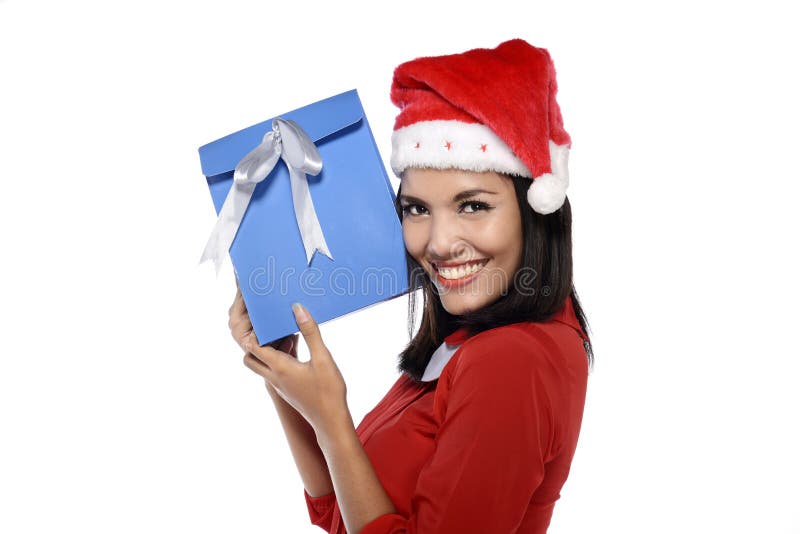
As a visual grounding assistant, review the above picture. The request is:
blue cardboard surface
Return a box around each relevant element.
[200,90,416,345]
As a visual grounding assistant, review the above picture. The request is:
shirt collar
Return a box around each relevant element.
[444,327,472,345]
[419,297,587,382]
[420,333,466,382]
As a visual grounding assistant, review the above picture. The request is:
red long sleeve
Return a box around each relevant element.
[301,300,588,534]
[304,489,337,530]
[360,328,566,533]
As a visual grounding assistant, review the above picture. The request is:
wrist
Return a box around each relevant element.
[265,381,293,409]
[264,379,279,398]
[315,408,356,452]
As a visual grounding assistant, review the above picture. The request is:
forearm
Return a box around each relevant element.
[316,408,396,533]
[267,385,333,497]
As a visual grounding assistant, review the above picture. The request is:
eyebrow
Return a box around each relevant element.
[398,189,497,205]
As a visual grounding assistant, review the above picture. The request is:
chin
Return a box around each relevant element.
[439,294,496,316]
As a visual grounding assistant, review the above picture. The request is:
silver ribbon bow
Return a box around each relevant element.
[199,118,334,274]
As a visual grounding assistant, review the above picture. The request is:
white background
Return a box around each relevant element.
[1,0,798,532]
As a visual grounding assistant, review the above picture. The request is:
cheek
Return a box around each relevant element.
[476,214,523,269]
[402,223,426,260]
[504,225,524,270]
[470,218,509,249]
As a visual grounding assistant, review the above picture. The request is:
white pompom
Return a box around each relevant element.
[527,173,567,214]
[527,141,570,214]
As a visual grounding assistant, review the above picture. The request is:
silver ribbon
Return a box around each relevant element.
[199,118,334,274]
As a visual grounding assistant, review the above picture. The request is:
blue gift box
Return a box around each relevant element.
[200,90,416,345]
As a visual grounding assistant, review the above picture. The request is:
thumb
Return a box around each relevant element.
[292,303,327,356]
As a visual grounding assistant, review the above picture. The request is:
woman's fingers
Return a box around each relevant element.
[229,295,250,320]
[229,284,259,354]
[230,282,251,324]
[292,303,328,356]
[234,280,299,387]
[243,352,278,384]
[242,335,298,393]
[246,333,299,376]
[229,309,253,347]
[270,335,293,354]
[229,308,252,331]
[230,286,247,317]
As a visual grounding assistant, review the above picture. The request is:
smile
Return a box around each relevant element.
[432,259,490,281]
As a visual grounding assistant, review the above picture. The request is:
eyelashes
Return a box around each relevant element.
[401,200,493,217]
[459,200,492,213]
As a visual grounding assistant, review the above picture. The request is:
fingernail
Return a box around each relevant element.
[292,302,309,324]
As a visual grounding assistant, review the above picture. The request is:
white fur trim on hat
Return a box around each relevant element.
[527,141,570,214]
[391,120,532,178]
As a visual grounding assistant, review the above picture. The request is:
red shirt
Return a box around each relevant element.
[304,297,589,533]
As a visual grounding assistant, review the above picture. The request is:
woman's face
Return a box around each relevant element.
[400,168,524,316]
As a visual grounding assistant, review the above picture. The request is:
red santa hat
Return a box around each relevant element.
[390,39,571,215]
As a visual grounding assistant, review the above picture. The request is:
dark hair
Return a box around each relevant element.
[394,173,594,382]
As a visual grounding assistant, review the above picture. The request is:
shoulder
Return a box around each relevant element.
[441,321,588,388]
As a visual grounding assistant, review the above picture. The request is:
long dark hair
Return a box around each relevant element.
[394,174,594,382]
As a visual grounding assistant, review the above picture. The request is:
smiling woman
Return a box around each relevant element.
[233,39,594,534]
[395,167,593,383]
[399,168,524,316]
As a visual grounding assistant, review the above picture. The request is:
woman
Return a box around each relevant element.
[228,39,593,533]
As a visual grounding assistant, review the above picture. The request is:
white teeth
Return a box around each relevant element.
[437,261,485,280]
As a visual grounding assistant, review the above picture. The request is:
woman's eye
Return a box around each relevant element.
[402,201,491,217]
[459,200,491,213]
[401,204,427,216]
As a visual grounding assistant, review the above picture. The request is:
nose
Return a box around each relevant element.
[426,214,470,262]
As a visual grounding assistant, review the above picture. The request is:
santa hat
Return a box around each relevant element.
[390,39,571,215]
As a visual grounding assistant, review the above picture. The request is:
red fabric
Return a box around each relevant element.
[305,298,588,533]
[390,39,571,180]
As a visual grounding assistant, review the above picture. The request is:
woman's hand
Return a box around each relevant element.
[243,302,349,439]
[234,292,393,532]
[229,279,299,392]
